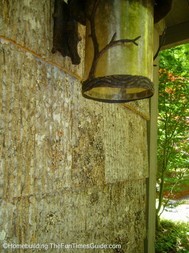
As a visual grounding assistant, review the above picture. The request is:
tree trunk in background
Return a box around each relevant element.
[0,1,152,252]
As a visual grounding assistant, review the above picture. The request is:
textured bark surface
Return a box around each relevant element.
[0,1,150,253]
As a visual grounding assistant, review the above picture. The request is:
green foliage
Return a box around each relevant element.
[155,220,189,253]
[160,44,189,76]
[156,44,189,217]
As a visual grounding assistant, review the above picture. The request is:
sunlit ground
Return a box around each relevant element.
[161,203,189,223]
[156,198,189,223]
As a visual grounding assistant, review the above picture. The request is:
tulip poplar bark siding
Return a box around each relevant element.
[0,1,150,253]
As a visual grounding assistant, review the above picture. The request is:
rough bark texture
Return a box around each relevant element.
[0,1,150,252]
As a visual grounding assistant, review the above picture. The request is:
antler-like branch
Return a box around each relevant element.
[89,33,141,78]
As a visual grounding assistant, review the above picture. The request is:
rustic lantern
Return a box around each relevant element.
[82,0,154,103]
[52,0,154,103]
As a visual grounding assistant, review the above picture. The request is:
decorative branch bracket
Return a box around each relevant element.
[52,0,85,65]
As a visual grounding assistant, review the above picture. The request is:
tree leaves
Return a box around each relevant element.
[156,44,189,215]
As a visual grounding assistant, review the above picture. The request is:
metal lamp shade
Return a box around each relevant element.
[82,0,154,103]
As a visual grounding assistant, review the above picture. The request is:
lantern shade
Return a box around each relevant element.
[82,0,154,103]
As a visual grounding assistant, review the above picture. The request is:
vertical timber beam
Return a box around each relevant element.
[146,22,165,253]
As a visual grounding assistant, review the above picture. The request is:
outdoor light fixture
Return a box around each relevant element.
[52,0,163,103]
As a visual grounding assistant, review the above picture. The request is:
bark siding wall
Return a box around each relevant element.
[0,1,150,252]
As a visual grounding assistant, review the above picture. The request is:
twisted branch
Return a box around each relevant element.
[154,28,166,61]
[89,33,141,78]
[87,1,141,79]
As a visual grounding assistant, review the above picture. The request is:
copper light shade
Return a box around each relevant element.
[82,0,154,103]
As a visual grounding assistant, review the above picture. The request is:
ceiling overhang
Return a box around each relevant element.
[161,0,189,49]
